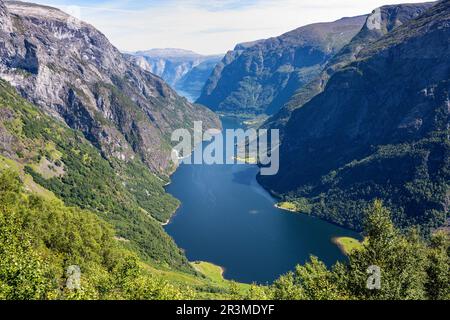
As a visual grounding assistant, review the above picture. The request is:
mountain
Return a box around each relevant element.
[196,15,368,117]
[0,1,220,176]
[264,2,435,132]
[259,0,449,232]
[0,0,223,273]
[126,49,222,101]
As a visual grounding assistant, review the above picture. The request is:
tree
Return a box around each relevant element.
[341,200,428,299]
[425,231,450,300]
[0,171,49,299]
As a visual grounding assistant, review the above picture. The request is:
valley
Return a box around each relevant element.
[0,0,448,301]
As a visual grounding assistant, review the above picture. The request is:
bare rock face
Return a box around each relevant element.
[0,0,12,32]
[0,0,220,175]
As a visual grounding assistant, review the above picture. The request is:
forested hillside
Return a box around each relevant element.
[0,1,220,176]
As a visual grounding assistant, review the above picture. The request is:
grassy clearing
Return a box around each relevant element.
[0,155,60,202]
[332,237,363,255]
[191,261,225,283]
[144,261,251,299]
[191,261,250,292]
[275,201,299,212]
[234,156,257,164]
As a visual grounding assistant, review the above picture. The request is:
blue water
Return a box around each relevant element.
[165,117,360,284]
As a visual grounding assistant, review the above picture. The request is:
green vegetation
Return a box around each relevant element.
[0,168,255,300]
[276,201,299,212]
[332,237,363,255]
[234,156,257,164]
[261,1,450,235]
[1,156,448,300]
[283,132,450,233]
[240,200,449,300]
[191,262,225,283]
[0,170,191,299]
[0,80,187,272]
[276,198,312,214]
[0,80,257,300]
[191,261,250,294]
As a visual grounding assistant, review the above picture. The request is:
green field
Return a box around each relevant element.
[275,201,299,212]
[144,261,251,299]
[332,237,363,255]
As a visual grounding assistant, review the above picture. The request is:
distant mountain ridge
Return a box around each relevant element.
[196,15,368,117]
[126,49,223,101]
[264,2,435,133]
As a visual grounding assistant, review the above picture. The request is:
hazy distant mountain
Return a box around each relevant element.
[196,15,368,117]
[126,49,222,101]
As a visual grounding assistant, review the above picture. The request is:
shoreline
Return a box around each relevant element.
[331,236,363,256]
[162,118,226,226]
[160,203,180,226]
[274,202,299,213]
[191,261,226,281]
[331,237,347,256]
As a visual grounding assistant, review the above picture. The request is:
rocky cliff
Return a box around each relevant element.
[0,1,220,175]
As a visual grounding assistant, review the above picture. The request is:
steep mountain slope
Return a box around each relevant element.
[196,16,367,117]
[0,1,220,176]
[259,0,450,231]
[264,2,435,132]
[127,49,222,101]
[0,79,189,271]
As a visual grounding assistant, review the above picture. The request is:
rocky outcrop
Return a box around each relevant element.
[259,1,449,231]
[0,1,220,175]
[196,15,368,117]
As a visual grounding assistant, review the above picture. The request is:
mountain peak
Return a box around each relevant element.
[260,0,449,230]
[7,1,67,19]
[134,48,203,59]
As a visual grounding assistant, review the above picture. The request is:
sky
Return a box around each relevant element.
[19,0,432,55]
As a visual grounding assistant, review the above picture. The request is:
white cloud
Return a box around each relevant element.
[24,0,433,54]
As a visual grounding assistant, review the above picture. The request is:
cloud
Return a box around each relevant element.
[21,0,431,55]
